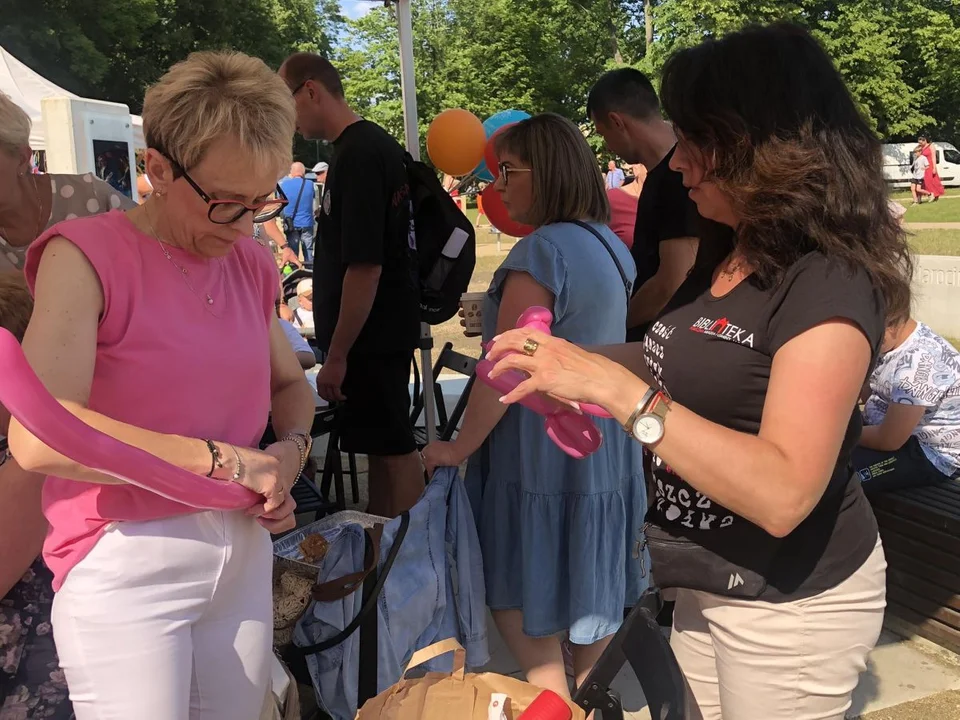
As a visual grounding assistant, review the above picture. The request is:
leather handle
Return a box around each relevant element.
[311,524,383,602]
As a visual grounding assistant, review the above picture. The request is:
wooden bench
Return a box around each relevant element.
[869,478,960,653]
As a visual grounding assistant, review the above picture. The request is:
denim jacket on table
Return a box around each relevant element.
[290,467,488,720]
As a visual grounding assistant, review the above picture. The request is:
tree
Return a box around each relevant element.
[0,0,343,113]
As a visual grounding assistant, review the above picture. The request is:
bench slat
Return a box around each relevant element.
[887,585,960,630]
[885,602,960,655]
[925,479,960,498]
[908,487,960,515]
[887,566,960,613]
[878,527,960,574]
[872,507,960,552]
[885,548,960,596]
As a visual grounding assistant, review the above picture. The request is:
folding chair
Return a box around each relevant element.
[410,342,479,448]
[572,589,688,720]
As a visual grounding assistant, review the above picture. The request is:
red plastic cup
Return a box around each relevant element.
[517,690,572,720]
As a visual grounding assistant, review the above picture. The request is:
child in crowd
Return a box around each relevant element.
[277,303,317,370]
[855,316,960,492]
[910,146,932,205]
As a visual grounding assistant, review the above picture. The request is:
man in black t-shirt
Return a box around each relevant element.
[588,69,699,342]
[280,53,423,517]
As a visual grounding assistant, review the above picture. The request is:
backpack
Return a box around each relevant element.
[403,153,477,325]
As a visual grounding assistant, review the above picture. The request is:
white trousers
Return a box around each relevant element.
[52,511,273,720]
[671,538,887,720]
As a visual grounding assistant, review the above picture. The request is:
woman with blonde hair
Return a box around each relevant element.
[422,113,648,699]
[8,50,315,719]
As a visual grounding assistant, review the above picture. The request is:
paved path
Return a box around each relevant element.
[906,222,960,230]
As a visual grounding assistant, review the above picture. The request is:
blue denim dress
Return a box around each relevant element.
[465,222,650,645]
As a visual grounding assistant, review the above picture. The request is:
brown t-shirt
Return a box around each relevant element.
[644,251,885,601]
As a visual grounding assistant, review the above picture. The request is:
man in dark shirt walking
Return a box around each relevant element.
[588,69,699,342]
[280,53,423,517]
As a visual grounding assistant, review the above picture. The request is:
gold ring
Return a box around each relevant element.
[522,338,540,357]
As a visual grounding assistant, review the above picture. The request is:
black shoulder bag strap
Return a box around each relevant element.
[287,510,410,659]
[570,221,632,306]
[290,178,307,224]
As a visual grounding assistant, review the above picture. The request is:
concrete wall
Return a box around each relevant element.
[914,255,960,338]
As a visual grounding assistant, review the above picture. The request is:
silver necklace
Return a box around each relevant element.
[145,208,223,317]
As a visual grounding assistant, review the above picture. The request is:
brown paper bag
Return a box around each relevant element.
[357,638,586,720]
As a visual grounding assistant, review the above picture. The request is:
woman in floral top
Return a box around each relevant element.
[0,90,134,720]
[0,274,72,719]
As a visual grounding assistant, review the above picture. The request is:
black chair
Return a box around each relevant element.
[572,589,688,720]
[410,342,479,449]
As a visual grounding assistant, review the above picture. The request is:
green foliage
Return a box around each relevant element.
[0,0,342,113]
[5,0,960,163]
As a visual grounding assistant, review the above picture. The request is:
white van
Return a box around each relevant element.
[882,141,960,187]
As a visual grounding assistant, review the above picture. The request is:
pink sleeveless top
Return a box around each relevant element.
[24,210,280,590]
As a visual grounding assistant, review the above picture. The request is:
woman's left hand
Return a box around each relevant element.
[256,493,298,534]
[263,440,304,492]
[485,328,639,417]
[421,441,467,478]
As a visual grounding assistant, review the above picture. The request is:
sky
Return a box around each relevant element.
[342,0,375,20]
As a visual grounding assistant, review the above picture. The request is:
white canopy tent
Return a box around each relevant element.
[0,45,145,151]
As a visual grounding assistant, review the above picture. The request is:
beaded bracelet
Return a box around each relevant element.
[280,432,312,486]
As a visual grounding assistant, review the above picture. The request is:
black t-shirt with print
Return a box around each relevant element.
[314,120,419,355]
[627,145,699,343]
[643,252,885,601]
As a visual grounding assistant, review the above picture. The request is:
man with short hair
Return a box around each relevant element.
[588,68,699,341]
[605,160,625,189]
[279,162,317,262]
[280,52,423,517]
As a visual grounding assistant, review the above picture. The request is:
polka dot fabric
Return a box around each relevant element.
[0,174,137,271]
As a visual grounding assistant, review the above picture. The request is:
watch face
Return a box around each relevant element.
[633,414,665,444]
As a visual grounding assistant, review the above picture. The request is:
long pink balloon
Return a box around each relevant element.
[476,307,614,459]
[0,329,261,510]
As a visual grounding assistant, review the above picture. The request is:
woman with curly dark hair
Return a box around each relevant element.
[482,23,912,719]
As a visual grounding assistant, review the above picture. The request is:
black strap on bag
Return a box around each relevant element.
[287,510,410,659]
[284,178,308,233]
[570,220,632,306]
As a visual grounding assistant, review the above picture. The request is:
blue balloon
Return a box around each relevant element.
[470,109,531,181]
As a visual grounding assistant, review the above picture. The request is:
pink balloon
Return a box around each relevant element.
[0,329,261,510]
[476,307,613,459]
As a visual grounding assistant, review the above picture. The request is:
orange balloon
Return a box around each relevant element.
[427,109,486,176]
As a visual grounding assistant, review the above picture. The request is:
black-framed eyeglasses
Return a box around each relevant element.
[165,156,288,224]
[290,79,308,97]
[497,162,532,187]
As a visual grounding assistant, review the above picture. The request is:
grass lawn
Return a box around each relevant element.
[908,228,960,256]
[891,190,960,223]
